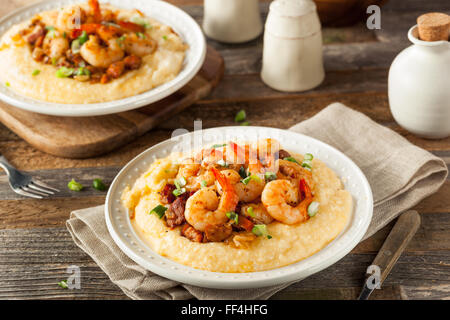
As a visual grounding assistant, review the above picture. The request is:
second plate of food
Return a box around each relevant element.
[105,126,373,289]
[0,0,206,116]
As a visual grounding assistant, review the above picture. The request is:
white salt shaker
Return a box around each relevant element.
[203,0,263,43]
[261,0,325,92]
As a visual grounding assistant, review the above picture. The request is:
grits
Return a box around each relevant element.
[122,151,352,273]
[0,4,187,104]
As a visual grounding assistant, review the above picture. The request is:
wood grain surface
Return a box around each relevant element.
[0,0,449,300]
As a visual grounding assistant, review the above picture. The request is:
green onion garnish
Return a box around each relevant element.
[301,154,314,171]
[226,211,239,225]
[45,26,55,31]
[71,39,81,53]
[234,110,246,123]
[136,32,146,39]
[252,224,272,239]
[201,180,207,188]
[68,179,83,191]
[304,153,314,161]
[51,57,57,65]
[240,121,250,126]
[77,31,88,45]
[241,176,251,185]
[162,35,168,40]
[247,206,255,217]
[32,69,40,76]
[212,143,227,149]
[5,82,10,87]
[172,187,186,197]
[92,178,106,191]
[284,157,299,164]
[241,174,261,185]
[56,67,74,78]
[57,280,68,289]
[150,204,167,219]
[264,172,277,181]
[307,201,320,217]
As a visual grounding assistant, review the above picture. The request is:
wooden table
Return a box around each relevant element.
[0,0,449,300]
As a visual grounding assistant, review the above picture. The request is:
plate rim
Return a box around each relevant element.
[0,0,206,117]
[105,126,374,289]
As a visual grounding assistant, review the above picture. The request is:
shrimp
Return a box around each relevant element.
[261,179,313,225]
[80,35,124,68]
[56,5,87,31]
[123,32,157,57]
[43,35,69,59]
[184,167,238,232]
[215,169,265,203]
[88,0,102,23]
[278,159,314,191]
[240,203,274,225]
[176,158,215,191]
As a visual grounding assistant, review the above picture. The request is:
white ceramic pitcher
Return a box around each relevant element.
[203,0,263,43]
[388,25,450,139]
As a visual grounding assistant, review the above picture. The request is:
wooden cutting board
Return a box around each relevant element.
[0,46,224,159]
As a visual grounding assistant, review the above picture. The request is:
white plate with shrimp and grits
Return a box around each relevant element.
[105,127,373,289]
[0,0,206,116]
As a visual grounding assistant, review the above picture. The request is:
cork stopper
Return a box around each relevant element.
[417,12,450,41]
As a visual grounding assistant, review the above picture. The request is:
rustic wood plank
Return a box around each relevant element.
[0,227,448,299]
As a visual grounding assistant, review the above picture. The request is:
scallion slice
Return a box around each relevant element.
[226,211,239,225]
[212,143,226,149]
[304,153,314,161]
[172,187,186,197]
[150,205,167,219]
[247,206,255,217]
[307,201,320,217]
[201,180,207,188]
[217,159,228,167]
[252,224,272,239]
[264,171,277,181]
[56,67,74,78]
[32,69,40,76]
[284,157,299,164]
[238,166,248,179]
[234,110,246,123]
[77,31,88,45]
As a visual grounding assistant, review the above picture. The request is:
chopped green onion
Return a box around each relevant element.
[63,31,67,38]
[252,224,272,239]
[46,30,56,38]
[212,143,226,149]
[217,159,228,167]
[150,204,167,219]
[238,166,248,179]
[68,179,83,191]
[92,178,106,191]
[5,82,10,87]
[301,161,312,171]
[32,69,40,76]
[304,153,314,161]
[136,32,146,39]
[234,110,246,123]
[241,174,261,185]
[307,201,320,217]
[71,39,81,53]
[75,67,90,76]
[56,67,74,78]
[57,280,68,289]
[201,180,207,188]
[284,157,299,164]
[45,26,55,31]
[51,57,57,65]
[77,31,88,45]
[172,187,186,197]
[264,171,277,182]
[174,177,186,189]
[226,211,239,225]
[162,35,168,40]
[247,206,255,217]
[240,121,250,126]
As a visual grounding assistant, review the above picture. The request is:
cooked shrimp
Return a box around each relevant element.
[261,179,313,225]
[43,35,69,59]
[88,0,102,23]
[56,5,86,31]
[80,35,124,68]
[123,32,157,57]
[278,159,314,191]
[184,167,238,232]
[240,203,274,225]
[176,158,215,191]
[215,169,264,203]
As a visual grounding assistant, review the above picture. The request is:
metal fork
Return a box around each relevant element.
[0,154,59,199]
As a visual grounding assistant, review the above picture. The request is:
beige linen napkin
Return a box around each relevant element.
[66,102,448,300]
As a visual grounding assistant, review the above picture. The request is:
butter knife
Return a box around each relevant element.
[358,210,421,300]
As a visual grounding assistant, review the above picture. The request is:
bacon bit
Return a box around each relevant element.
[237,215,254,232]
[35,35,44,48]
[88,0,102,23]
[118,21,145,33]
[181,224,203,243]
[123,55,142,70]
[204,223,232,242]
[160,184,176,204]
[106,61,125,78]
[100,73,110,84]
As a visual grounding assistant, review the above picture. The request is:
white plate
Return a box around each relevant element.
[105,126,373,289]
[0,0,206,117]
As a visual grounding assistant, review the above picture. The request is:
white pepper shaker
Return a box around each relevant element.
[261,0,325,92]
[203,0,263,43]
